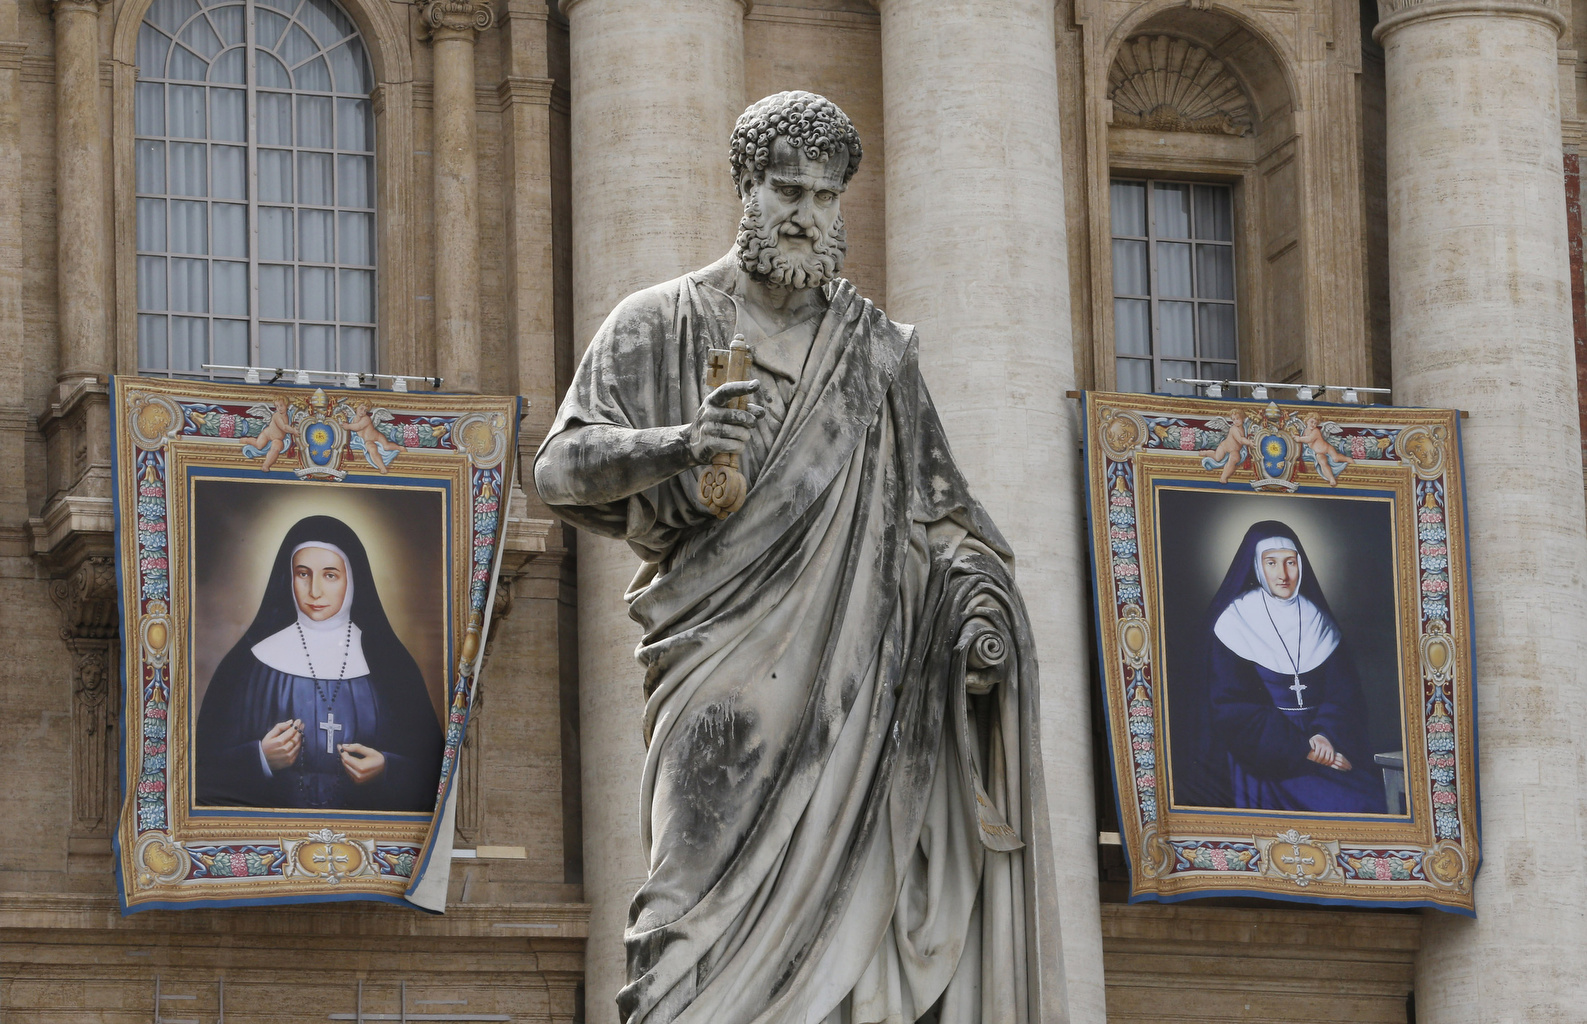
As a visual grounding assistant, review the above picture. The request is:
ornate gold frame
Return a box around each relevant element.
[111,377,518,911]
[1085,392,1477,912]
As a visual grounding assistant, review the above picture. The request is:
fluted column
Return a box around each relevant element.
[52,0,109,384]
[872,1,1100,1020]
[1376,2,1587,1020]
[561,0,745,1017]
[422,0,493,393]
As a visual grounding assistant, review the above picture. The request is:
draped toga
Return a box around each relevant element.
[536,254,1063,1024]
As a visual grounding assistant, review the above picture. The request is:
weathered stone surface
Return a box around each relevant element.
[1378,1,1587,1020]
[0,0,1581,1016]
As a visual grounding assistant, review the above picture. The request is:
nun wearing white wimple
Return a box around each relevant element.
[1173,520,1386,814]
[195,516,444,812]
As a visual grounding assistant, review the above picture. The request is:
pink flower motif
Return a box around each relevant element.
[1136,775,1156,789]
[230,856,249,877]
[1374,858,1391,880]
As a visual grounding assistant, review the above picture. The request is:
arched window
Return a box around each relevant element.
[135,0,375,377]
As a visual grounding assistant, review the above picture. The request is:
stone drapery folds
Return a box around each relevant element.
[535,257,1062,1024]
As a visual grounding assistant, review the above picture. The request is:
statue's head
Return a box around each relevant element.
[729,91,862,290]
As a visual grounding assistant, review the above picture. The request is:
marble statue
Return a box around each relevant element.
[535,91,1063,1024]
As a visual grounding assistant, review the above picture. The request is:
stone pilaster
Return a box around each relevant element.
[559,0,746,1016]
[35,0,115,665]
[51,0,109,386]
[421,0,495,394]
[49,555,118,842]
[1375,0,1587,1019]
[870,1,1100,1020]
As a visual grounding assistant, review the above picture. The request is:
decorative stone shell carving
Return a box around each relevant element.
[1108,35,1253,137]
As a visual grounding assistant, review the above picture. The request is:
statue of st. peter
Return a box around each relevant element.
[536,91,1063,1024]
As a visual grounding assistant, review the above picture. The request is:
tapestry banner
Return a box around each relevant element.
[111,376,519,912]
[1084,392,1478,913]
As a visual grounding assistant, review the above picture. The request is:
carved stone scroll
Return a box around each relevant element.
[1108,35,1253,137]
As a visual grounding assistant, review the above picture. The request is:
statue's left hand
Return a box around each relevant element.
[338,743,387,784]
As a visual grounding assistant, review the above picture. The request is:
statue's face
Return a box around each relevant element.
[1260,549,1300,599]
[293,545,348,621]
[736,136,849,289]
[745,137,847,251]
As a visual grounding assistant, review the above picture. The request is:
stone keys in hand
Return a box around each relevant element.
[699,334,756,518]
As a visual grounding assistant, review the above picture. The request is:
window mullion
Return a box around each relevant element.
[245,0,261,368]
[1147,181,1161,395]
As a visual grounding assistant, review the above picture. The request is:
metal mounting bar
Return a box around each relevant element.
[1166,377,1392,403]
[200,365,444,392]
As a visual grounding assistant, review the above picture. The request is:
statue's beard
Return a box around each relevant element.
[735,193,846,290]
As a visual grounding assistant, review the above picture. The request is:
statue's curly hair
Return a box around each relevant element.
[730,91,863,194]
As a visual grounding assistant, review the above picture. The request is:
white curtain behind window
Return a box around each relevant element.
[135,0,376,377]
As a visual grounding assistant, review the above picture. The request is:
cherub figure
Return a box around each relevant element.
[243,399,293,472]
[343,401,405,473]
[1300,415,1351,486]
[1202,416,1253,483]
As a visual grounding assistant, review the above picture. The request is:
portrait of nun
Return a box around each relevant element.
[1177,520,1387,814]
[195,515,444,812]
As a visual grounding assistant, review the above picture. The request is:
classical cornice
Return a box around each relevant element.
[1374,0,1565,39]
[419,0,496,41]
[559,0,750,15]
[0,892,593,938]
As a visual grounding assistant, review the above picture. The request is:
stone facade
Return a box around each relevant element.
[3,0,1586,1021]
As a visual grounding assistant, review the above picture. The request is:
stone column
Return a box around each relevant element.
[52,0,108,384]
[1376,2,1587,1020]
[871,1,1102,1020]
[560,0,744,1018]
[422,0,494,394]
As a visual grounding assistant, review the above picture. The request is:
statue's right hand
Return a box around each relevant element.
[262,719,302,771]
[688,379,765,464]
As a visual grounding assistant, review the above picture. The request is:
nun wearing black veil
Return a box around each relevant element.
[1173,520,1386,814]
[195,515,444,812]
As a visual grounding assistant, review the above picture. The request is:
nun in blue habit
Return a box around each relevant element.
[1174,520,1386,814]
[194,515,444,813]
